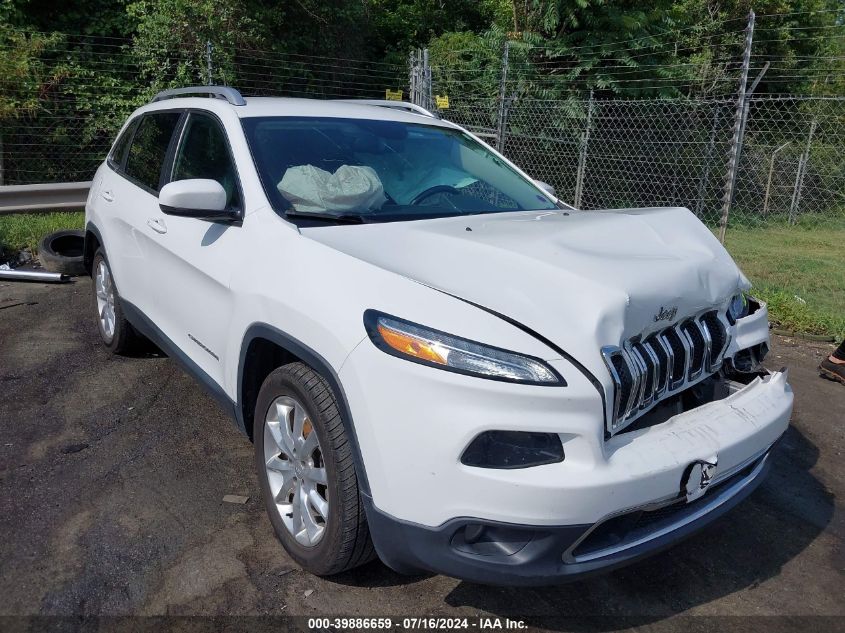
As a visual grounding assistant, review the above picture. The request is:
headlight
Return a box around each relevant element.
[364,310,565,385]
[727,292,750,324]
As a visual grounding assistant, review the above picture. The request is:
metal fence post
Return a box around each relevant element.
[574,90,594,209]
[408,50,418,105]
[206,41,214,86]
[495,41,510,152]
[422,48,433,111]
[718,9,754,243]
[409,49,425,106]
[763,141,790,215]
[789,118,817,224]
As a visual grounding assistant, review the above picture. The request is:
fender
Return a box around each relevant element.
[83,221,106,274]
[238,323,371,495]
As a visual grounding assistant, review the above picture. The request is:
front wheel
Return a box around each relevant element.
[254,362,375,575]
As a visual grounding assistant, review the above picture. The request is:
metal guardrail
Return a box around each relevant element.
[0,182,91,215]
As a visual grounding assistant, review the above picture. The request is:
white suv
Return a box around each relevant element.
[84,86,793,585]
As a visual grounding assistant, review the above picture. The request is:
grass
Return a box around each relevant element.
[1,210,841,340]
[725,222,845,341]
[0,211,85,257]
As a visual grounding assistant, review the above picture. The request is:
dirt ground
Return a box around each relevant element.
[0,277,843,630]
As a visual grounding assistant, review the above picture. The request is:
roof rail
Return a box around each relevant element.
[335,99,439,119]
[151,86,246,106]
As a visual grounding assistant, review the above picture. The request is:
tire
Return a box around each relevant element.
[38,230,86,276]
[254,362,376,576]
[91,248,140,354]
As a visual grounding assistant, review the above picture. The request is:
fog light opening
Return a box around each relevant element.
[450,523,535,557]
[461,430,564,469]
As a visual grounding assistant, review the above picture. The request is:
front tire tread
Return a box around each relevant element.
[256,362,376,575]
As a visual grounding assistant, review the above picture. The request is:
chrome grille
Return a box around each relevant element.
[602,310,730,434]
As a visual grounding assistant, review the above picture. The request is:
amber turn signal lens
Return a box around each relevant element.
[377,323,448,365]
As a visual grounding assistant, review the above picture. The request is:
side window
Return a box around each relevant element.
[108,118,139,170]
[124,112,182,192]
[171,112,241,209]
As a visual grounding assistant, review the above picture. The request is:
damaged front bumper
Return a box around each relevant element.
[362,369,792,585]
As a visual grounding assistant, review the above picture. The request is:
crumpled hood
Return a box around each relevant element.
[303,208,744,374]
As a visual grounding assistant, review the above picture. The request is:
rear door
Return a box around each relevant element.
[140,110,246,387]
[92,117,140,302]
[104,111,183,312]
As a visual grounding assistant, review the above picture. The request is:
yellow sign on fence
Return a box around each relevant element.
[435,95,450,109]
[385,89,403,101]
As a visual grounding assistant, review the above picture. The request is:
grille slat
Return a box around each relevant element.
[701,311,729,370]
[663,328,687,388]
[680,320,706,380]
[632,342,658,407]
[645,336,669,395]
[609,353,635,419]
[602,310,728,434]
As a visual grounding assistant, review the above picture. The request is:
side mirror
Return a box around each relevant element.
[533,180,556,197]
[159,179,238,221]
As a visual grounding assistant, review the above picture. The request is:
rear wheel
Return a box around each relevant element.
[254,362,375,575]
[91,249,140,354]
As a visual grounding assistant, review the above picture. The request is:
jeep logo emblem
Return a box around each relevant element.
[654,306,678,322]
[682,457,718,503]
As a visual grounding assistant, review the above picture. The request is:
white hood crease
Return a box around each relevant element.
[303,207,744,382]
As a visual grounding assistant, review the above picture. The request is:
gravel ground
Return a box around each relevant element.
[0,277,842,631]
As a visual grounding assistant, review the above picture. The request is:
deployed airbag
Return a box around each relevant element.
[278,165,386,212]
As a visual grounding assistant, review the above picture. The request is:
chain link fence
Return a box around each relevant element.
[445,95,845,229]
[0,32,407,187]
[1,28,843,234]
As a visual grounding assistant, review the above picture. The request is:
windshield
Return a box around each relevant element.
[241,116,558,223]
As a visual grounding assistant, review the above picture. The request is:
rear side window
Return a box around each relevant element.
[124,112,182,192]
[109,118,139,169]
[171,112,241,209]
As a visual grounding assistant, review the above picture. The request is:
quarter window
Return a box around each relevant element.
[172,112,241,209]
[109,118,139,170]
[124,112,182,192]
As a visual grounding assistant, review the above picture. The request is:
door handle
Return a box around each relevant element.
[100,190,114,202]
[146,218,168,234]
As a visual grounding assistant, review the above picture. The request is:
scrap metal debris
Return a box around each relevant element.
[0,267,70,283]
[222,494,250,504]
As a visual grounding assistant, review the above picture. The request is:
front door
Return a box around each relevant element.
[140,111,246,389]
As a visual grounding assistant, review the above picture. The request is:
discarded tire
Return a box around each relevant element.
[38,230,86,276]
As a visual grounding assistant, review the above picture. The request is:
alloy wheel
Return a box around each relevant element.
[263,396,329,546]
[94,259,116,341]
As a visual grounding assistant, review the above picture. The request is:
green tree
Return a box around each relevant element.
[3,0,133,37]
[367,0,502,56]
[428,0,845,98]
[0,2,67,184]
[127,0,260,90]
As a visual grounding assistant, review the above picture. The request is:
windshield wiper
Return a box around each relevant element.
[283,209,368,224]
